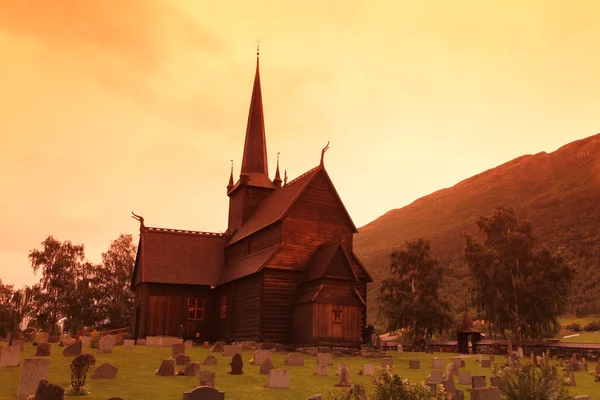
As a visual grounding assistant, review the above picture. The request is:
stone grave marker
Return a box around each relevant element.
[185,362,200,377]
[409,360,420,369]
[80,336,92,348]
[335,365,351,387]
[210,341,224,353]
[202,355,218,365]
[336,363,349,376]
[228,353,243,374]
[445,363,455,380]
[0,345,20,367]
[63,340,82,357]
[223,344,243,357]
[314,364,329,376]
[490,376,500,387]
[489,355,495,362]
[70,353,96,395]
[123,339,134,349]
[33,379,63,400]
[432,357,444,369]
[260,357,275,375]
[480,359,491,368]
[63,338,76,347]
[35,343,51,357]
[18,357,50,400]
[198,370,216,388]
[472,375,487,388]
[569,371,576,386]
[317,353,333,365]
[175,354,192,365]
[452,357,462,373]
[477,354,483,362]
[155,358,175,376]
[359,364,374,376]
[441,379,456,394]
[285,352,305,366]
[184,340,193,349]
[458,370,471,385]
[397,344,403,354]
[266,369,290,388]
[253,349,272,365]
[172,343,185,357]
[92,363,118,379]
[382,357,393,367]
[182,386,224,400]
[34,332,49,345]
[430,370,443,383]
[471,386,501,400]
[137,338,146,345]
[98,335,115,353]
[12,339,25,351]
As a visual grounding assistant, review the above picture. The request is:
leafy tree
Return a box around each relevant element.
[94,233,136,330]
[378,238,453,339]
[464,207,574,346]
[0,280,20,336]
[28,236,89,335]
[498,357,571,400]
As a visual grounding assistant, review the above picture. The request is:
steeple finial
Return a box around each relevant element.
[273,151,282,188]
[320,141,330,166]
[256,37,260,58]
[284,169,288,186]
[227,160,234,191]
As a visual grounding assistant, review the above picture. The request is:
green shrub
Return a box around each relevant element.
[90,333,101,349]
[371,367,445,400]
[326,383,368,400]
[584,320,600,332]
[565,322,581,332]
[498,358,572,400]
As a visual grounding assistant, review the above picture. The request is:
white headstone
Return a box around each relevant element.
[0,345,20,367]
[253,350,272,365]
[80,336,92,348]
[123,340,135,349]
[316,353,333,365]
[359,364,375,376]
[432,358,444,369]
[17,358,50,399]
[266,369,290,388]
[223,344,243,357]
[430,370,443,383]
[458,370,471,385]
[98,335,115,353]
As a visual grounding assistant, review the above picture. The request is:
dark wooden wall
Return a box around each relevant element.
[262,269,302,343]
[214,274,262,342]
[312,303,361,346]
[225,222,281,262]
[228,186,274,232]
[292,303,314,346]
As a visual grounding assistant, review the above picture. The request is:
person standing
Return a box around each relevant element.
[365,322,375,347]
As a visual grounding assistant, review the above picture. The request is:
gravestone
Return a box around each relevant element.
[0,345,20,367]
[445,363,455,380]
[260,358,275,375]
[33,378,64,400]
[452,357,462,373]
[123,340,134,349]
[359,364,374,376]
[70,353,95,395]
[481,359,491,368]
[573,362,581,371]
[137,339,146,345]
[382,357,393,367]
[335,365,351,387]
[63,338,76,347]
[198,370,216,388]
[336,364,349,376]
[489,355,495,362]
[253,349,272,365]
[155,358,175,376]
[490,376,500,387]
[569,371,576,386]
[202,355,218,365]
[266,369,290,388]
[223,344,243,357]
[472,375,487,388]
[12,339,25,351]
[80,336,92,348]
[317,353,333,365]
[92,363,118,379]
[314,364,329,376]
[471,386,501,400]
[432,357,444,369]
[63,340,82,357]
[98,335,115,353]
[34,332,50,345]
[18,357,50,400]
[185,340,193,349]
[285,352,305,366]
[36,343,51,357]
[477,354,483,362]
[397,344,403,354]
[442,379,456,393]
[409,360,420,369]
[182,386,224,400]
[185,362,200,377]
[228,353,243,374]
[175,354,192,365]
[172,343,185,357]
[430,370,444,383]
[458,370,471,385]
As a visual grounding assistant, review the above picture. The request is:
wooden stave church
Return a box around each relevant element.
[130,52,373,348]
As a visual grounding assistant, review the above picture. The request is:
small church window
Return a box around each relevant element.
[220,296,227,319]
[333,309,342,323]
[188,298,204,320]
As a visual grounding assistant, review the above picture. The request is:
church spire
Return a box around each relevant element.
[240,42,269,177]
[273,152,282,188]
[227,160,234,192]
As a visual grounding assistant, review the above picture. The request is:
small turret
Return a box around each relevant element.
[226,160,234,193]
[273,152,282,188]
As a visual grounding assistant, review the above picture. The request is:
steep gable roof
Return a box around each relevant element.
[301,242,359,283]
[227,165,358,245]
[131,227,226,288]
[217,243,281,285]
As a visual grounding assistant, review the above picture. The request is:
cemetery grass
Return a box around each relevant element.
[1,345,600,400]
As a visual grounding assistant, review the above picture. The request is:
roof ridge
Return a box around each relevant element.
[145,227,224,237]
[286,165,320,186]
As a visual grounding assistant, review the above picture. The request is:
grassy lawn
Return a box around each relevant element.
[556,315,600,343]
[1,344,599,399]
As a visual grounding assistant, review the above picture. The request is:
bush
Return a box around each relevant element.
[565,322,581,332]
[90,333,101,349]
[584,320,600,332]
[326,384,368,400]
[498,358,572,400]
[371,367,446,400]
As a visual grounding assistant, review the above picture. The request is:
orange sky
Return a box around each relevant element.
[1,0,599,288]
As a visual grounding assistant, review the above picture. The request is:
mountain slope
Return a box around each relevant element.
[355,133,600,322]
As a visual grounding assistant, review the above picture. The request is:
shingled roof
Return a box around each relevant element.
[131,227,226,288]
[300,242,359,283]
[217,243,281,285]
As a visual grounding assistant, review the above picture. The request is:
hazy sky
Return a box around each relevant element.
[1,0,599,288]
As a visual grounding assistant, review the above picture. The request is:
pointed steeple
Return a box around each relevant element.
[240,45,269,178]
[273,152,282,188]
[227,160,234,192]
